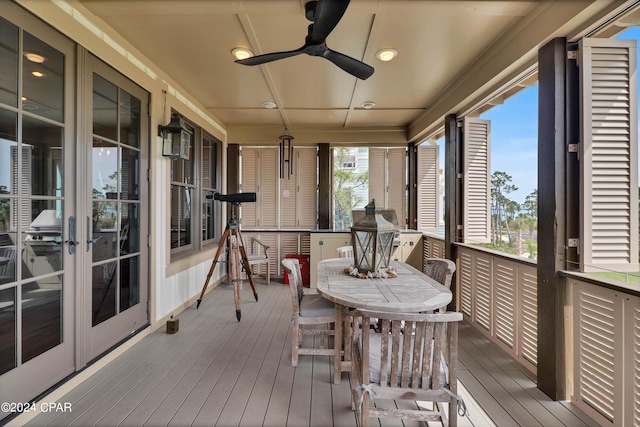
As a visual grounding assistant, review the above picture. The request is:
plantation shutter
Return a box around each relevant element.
[369,148,406,227]
[296,148,317,228]
[463,118,491,244]
[387,148,407,228]
[281,147,317,229]
[240,147,258,227]
[369,148,386,206]
[579,38,638,272]
[259,147,278,228]
[417,144,439,231]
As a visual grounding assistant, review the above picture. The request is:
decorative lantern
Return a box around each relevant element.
[160,113,191,160]
[351,200,397,274]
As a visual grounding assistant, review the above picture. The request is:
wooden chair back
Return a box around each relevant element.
[281,258,336,366]
[350,308,463,427]
[336,245,353,259]
[423,258,456,289]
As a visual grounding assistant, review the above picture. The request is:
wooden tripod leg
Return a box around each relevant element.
[229,237,242,321]
[196,228,230,309]
[236,229,258,301]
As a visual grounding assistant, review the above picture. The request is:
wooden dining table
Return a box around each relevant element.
[316,257,453,384]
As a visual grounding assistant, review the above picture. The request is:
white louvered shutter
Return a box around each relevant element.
[387,148,407,228]
[259,148,278,227]
[579,38,638,272]
[369,148,406,227]
[240,147,258,227]
[369,148,386,206]
[463,118,491,244]
[417,144,439,231]
[296,148,317,228]
[280,149,297,228]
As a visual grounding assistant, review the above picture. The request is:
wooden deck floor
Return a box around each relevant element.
[10,280,599,427]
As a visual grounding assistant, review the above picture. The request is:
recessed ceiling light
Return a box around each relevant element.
[376,48,397,62]
[31,70,45,78]
[361,101,376,110]
[262,101,277,109]
[24,52,46,63]
[232,48,254,61]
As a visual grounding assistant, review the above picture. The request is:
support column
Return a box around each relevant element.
[407,143,417,230]
[537,37,574,400]
[444,114,461,259]
[318,143,331,229]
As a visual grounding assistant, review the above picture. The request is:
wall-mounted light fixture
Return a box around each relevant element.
[160,113,191,160]
[279,132,294,179]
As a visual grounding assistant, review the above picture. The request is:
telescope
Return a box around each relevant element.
[207,192,256,203]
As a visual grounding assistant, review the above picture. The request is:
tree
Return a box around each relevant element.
[491,171,518,246]
[333,148,368,230]
[0,185,9,233]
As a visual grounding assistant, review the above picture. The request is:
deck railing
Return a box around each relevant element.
[425,240,538,375]
[566,275,640,426]
[422,233,640,427]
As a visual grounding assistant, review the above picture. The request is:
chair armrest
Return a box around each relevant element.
[251,237,270,257]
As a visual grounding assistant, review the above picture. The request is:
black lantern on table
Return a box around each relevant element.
[160,113,191,160]
[351,199,397,274]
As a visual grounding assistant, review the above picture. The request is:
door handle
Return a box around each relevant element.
[87,216,103,251]
[64,216,79,254]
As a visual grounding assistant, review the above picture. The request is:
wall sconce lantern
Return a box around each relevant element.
[351,199,397,274]
[160,113,191,160]
[279,132,294,179]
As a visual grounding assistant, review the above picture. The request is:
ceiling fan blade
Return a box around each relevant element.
[310,0,350,44]
[324,49,374,80]
[235,49,303,66]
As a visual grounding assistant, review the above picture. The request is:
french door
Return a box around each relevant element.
[82,54,149,361]
[0,6,76,408]
[0,5,149,414]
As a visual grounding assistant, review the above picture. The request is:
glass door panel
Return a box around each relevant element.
[85,56,148,359]
[0,5,75,415]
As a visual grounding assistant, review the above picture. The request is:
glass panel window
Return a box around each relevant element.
[201,134,218,243]
[22,32,64,123]
[22,115,64,197]
[169,116,220,257]
[333,147,369,230]
[0,287,16,375]
[119,89,140,148]
[92,261,117,326]
[0,17,18,107]
[22,200,63,280]
[21,276,62,363]
[119,256,139,312]
[93,75,118,141]
[0,110,17,244]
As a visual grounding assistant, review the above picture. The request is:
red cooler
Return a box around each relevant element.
[283,254,310,287]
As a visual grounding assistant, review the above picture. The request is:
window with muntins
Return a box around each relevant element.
[170,116,220,256]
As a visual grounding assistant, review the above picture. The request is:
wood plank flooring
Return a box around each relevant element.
[10,279,599,427]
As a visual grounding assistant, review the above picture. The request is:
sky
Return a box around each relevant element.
[442,27,640,206]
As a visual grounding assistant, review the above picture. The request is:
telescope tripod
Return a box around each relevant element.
[196,205,258,321]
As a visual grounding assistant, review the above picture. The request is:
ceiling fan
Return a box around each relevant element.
[235,0,374,80]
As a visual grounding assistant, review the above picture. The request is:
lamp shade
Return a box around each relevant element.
[351,200,397,274]
[161,113,191,160]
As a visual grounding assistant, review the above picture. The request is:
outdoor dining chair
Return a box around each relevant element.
[350,308,464,427]
[282,258,336,367]
[422,258,456,289]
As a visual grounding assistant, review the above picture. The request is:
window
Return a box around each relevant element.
[333,147,407,230]
[169,115,220,257]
